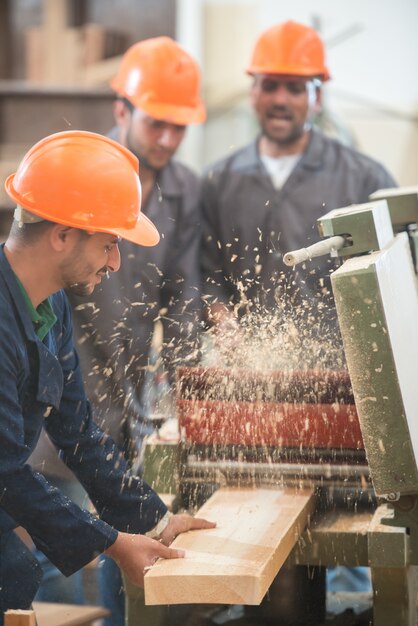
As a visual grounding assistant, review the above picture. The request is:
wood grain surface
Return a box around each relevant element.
[144,486,314,605]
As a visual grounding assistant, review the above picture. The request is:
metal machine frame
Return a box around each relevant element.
[287,187,418,625]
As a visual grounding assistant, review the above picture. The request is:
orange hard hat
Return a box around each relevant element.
[247,20,330,81]
[5,130,159,246]
[110,36,206,125]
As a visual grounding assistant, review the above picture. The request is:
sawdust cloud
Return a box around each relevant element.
[201,263,347,373]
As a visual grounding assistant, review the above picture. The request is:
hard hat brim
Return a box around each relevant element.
[143,101,207,125]
[112,84,207,125]
[246,66,330,81]
[113,212,160,247]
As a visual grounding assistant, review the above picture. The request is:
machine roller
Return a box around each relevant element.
[176,366,368,494]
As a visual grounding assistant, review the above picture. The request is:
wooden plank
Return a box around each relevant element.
[83,23,106,66]
[144,486,314,605]
[82,55,123,85]
[60,27,84,85]
[33,602,109,626]
[24,27,43,83]
[4,611,36,626]
[43,0,69,83]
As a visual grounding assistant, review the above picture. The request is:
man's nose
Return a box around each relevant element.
[158,127,181,150]
[271,84,291,103]
[107,244,121,273]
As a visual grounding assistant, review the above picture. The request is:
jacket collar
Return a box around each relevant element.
[235,128,326,173]
[299,128,327,170]
[155,160,183,199]
[0,245,64,408]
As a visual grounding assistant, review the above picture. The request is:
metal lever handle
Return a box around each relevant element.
[283,235,347,267]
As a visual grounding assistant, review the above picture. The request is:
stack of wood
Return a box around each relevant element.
[24,0,126,86]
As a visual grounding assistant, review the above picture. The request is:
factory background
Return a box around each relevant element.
[0,0,417,219]
[176,0,418,186]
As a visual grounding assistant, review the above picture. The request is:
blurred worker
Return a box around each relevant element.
[200,20,396,621]
[71,36,205,458]
[201,20,396,333]
[67,37,206,624]
[0,130,214,622]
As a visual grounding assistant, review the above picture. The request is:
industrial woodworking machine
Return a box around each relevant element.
[284,185,418,626]
[133,187,418,626]
[170,187,418,625]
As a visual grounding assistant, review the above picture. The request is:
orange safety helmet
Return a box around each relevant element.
[5,130,159,246]
[110,36,206,125]
[247,20,330,81]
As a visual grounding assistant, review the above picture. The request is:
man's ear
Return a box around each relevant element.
[312,85,322,114]
[249,77,259,108]
[49,225,75,252]
[113,99,132,127]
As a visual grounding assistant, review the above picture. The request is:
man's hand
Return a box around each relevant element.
[104,515,216,588]
[104,532,184,588]
[158,513,216,546]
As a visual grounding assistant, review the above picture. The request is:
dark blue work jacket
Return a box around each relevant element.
[0,246,167,576]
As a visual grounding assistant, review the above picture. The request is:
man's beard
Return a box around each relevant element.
[262,114,305,147]
[66,267,109,296]
[66,281,95,297]
[126,127,161,174]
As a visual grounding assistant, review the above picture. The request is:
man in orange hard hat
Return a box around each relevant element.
[72,36,205,449]
[201,20,396,328]
[200,20,396,622]
[65,37,206,623]
[0,131,214,619]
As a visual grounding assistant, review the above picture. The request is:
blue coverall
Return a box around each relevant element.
[0,245,167,616]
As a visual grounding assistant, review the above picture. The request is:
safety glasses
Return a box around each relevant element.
[259,77,319,95]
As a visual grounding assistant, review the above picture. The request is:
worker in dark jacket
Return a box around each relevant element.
[70,36,205,452]
[67,37,206,625]
[200,20,397,621]
[0,130,214,621]
[201,21,396,340]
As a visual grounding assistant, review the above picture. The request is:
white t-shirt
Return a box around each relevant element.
[260,153,301,189]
